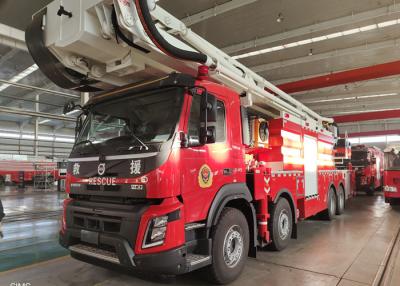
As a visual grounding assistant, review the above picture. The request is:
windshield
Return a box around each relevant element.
[385,151,400,170]
[76,87,184,147]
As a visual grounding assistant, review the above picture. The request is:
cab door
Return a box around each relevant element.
[180,92,232,223]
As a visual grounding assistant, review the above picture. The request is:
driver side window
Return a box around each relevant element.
[188,94,201,143]
[188,94,226,144]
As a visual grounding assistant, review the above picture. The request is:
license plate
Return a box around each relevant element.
[81,230,99,245]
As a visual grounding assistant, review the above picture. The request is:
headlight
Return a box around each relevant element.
[142,215,168,248]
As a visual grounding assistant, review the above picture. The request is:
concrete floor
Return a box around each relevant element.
[0,186,67,271]
[0,189,399,286]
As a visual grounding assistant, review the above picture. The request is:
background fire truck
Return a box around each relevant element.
[351,145,384,195]
[0,159,66,188]
[383,146,400,205]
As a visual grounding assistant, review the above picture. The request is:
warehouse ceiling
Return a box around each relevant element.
[0,0,399,144]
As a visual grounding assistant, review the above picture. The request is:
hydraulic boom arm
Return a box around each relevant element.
[26,0,333,126]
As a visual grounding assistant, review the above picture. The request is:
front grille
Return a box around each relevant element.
[104,185,120,192]
[87,185,100,191]
[85,185,120,192]
[73,211,122,233]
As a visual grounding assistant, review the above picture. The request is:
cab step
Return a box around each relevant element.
[186,254,211,271]
[69,244,120,264]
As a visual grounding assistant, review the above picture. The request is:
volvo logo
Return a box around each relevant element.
[97,163,106,176]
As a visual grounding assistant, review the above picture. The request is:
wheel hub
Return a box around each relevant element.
[278,210,290,240]
[223,225,243,268]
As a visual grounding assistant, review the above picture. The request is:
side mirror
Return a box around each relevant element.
[200,126,216,144]
[63,101,77,115]
[200,93,217,123]
[75,117,83,139]
[179,132,189,148]
[199,90,217,144]
[206,126,216,144]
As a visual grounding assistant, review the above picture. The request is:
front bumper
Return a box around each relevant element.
[60,228,190,275]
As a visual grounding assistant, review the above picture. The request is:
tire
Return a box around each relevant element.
[336,185,345,215]
[209,207,249,284]
[366,185,374,196]
[389,199,400,206]
[269,197,293,251]
[322,188,337,220]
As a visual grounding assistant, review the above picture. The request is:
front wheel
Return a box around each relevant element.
[336,185,345,215]
[269,197,293,251]
[209,207,249,284]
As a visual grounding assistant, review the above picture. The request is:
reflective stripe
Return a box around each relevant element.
[68,152,158,162]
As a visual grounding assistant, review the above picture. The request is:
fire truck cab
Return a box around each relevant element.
[59,71,349,283]
[384,146,400,205]
[351,145,384,195]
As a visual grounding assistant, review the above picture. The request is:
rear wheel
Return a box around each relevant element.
[269,197,293,251]
[366,185,374,196]
[336,185,345,215]
[322,188,337,220]
[389,199,400,206]
[209,207,249,284]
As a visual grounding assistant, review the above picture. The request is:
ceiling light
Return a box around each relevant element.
[0,132,20,139]
[326,32,343,39]
[362,92,397,98]
[39,119,51,124]
[38,135,54,141]
[21,134,35,140]
[387,135,400,142]
[311,35,328,42]
[276,13,284,23]
[66,110,80,116]
[360,136,386,143]
[284,42,299,48]
[308,93,397,104]
[55,137,75,143]
[377,20,397,28]
[342,28,360,35]
[234,18,400,60]
[348,138,360,144]
[359,24,377,32]
[0,64,38,92]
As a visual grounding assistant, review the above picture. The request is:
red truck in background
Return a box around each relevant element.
[0,160,66,186]
[383,146,400,205]
[334,138,352,169]
[351,145,384,195]
[334,138,356,197]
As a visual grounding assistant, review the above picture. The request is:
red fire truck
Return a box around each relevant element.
[26,0,353,283]
[383,146,400,205]
[0,160,63,185]
[351,145,384,195]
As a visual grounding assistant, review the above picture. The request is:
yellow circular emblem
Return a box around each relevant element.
[198,164,213,188]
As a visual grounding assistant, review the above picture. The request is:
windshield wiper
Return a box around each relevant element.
[126,133,149,151]
[74,139,105,158]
